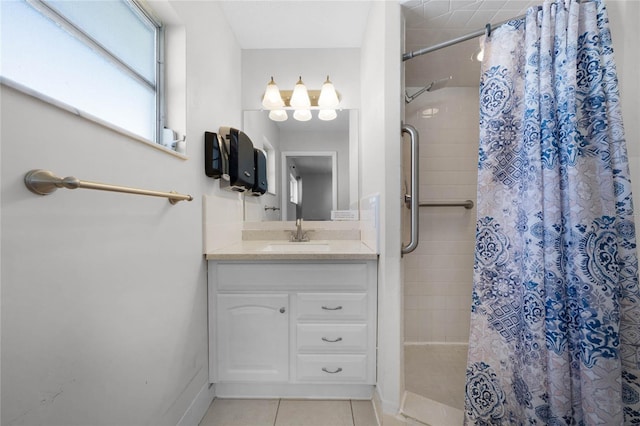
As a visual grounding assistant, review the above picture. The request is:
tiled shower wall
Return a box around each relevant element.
[404,87,479,343]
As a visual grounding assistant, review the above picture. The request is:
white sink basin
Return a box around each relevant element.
[261,243,330,252]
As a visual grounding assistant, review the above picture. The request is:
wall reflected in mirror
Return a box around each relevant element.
[242,109,359,222]
[284,152,337,221]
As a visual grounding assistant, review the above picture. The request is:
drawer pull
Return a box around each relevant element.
[322,367,343,374]
[321,305,343,311]
[321,337,343,343]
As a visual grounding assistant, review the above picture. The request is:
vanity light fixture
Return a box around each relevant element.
[318,76,340,109]
[261,75,341,122]
[269,109,288,122]
[318,109,337,121]
[293,109,312,121]
[261,77,285,109]
[289,76,311,109]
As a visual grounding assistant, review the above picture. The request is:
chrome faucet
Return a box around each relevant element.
[290,204,310,242]
[291,218,310,242]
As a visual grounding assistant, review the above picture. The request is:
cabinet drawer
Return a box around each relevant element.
[296,293,367,321]
[296,354,368,383]
[297,324,368,352]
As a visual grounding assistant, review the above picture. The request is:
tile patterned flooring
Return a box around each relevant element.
[199,398,378,426]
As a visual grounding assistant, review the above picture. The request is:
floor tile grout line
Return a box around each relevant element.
[350,400,356,426]
[273,398,281,426]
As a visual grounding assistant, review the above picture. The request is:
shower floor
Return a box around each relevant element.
[404,343,468,410]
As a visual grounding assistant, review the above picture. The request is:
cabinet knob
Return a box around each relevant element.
[280,307,286,313]
[321,337,343,343]
[322,367,343,374]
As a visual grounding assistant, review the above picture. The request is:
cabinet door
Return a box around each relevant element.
[217,294,289,382]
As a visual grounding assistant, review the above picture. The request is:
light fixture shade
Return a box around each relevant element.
[318,76,340,108]
[262,77,284,109]
[290,76,311,108]
[318,109,337,121]
[293,109,312,121]
[269,109,288,122]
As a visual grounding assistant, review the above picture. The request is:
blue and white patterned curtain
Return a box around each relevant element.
[465,0,640,423]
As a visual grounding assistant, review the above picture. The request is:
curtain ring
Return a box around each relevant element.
[485,23,492,37]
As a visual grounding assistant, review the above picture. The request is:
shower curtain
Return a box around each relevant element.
[465,0,640,424]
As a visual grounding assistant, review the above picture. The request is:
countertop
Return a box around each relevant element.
[205,240,378,261]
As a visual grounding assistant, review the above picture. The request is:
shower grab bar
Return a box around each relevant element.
[419,200,474,209]
[401,125,419,255]
[24,169,193,205]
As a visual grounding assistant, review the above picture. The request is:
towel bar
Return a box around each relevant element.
[24,169,193,205]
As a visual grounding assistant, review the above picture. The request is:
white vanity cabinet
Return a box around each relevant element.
[208,260,377,398]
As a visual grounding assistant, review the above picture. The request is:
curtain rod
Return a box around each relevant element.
[403,0,595,62]
[24,169,193,204]
[402,16,521,61]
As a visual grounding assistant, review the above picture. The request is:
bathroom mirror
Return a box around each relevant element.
[242,109,359,221]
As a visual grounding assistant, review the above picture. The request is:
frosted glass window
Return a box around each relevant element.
[0,0,161,142]
[47,0,157,84]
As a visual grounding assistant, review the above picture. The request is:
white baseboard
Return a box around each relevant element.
[214,383,374,399]
[372,388,383,425]
[176,382,216,426]
[374,384,401,417]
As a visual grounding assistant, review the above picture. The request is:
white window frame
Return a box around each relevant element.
[3,0,167,147]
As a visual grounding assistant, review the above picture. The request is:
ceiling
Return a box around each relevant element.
[289,155,334,175]
[219,0,541,88]
[218,1,372,49]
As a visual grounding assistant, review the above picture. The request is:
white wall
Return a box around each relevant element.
[300,172,333,220]
[0,1,242,424]
[360,0,403,416]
